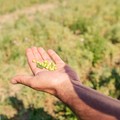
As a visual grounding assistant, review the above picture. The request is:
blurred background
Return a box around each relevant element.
[0,0,120,119]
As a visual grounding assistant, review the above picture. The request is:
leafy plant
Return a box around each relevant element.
[106,23,120,44]
[54,101,77,120]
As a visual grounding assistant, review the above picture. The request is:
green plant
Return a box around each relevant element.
[54,101,77,120]
[106,23,120,44]
[70,18,90,34]
[84,34,107,65]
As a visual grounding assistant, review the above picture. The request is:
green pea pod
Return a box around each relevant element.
[32,60,57,71]
[36,62,44,69]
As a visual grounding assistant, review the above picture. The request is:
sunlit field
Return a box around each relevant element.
[0,0,120,119]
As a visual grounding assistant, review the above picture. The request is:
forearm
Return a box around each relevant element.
[57,80,120,120]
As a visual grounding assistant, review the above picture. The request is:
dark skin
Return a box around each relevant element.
[11,47,120,120]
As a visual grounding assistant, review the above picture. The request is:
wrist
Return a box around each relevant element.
[56,81,117,120]
[56,78,81,105]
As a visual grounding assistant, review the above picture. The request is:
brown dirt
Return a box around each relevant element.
[0,3,56,25]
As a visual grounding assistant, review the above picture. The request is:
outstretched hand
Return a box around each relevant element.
[12,47,116,120]
[11,47,79,96]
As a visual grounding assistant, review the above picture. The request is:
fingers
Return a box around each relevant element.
[26,48,40,75]
[31,47,43,62]
[26,47,64,73]
[47,49,65,64]
[11,75,35,87]
[38,47,52,61]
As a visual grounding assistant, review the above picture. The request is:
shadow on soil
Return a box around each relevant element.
[0,96,55,120]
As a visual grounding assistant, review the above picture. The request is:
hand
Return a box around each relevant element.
[11,47,80,97]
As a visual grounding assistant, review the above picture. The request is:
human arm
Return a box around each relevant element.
[57,78,120,120]
[11,47,120,120]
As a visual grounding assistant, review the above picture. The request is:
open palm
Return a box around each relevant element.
[11,47,79,96]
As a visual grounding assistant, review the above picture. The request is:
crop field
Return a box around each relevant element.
[0,0,120,119]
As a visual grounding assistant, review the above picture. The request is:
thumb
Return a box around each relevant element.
[11,75,34,87]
